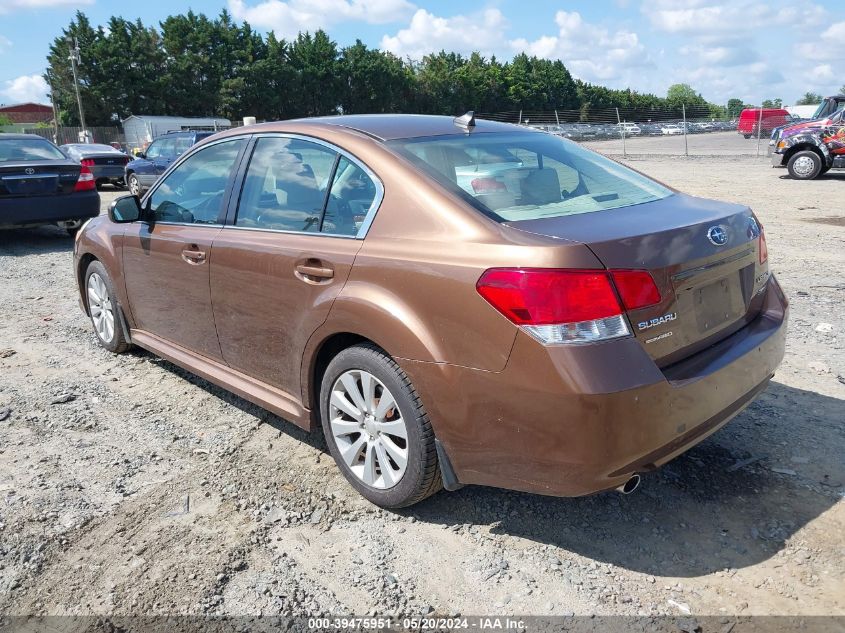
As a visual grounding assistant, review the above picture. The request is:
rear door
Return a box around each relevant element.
[122,137,248,361]
[210,134,380,396]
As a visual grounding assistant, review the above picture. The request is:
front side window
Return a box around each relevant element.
[148,139,245,224]
[387,132,672,222]
[145,141,162,159]
[0,138,66,162]
[174,136,194,156]
[155,138,176,159]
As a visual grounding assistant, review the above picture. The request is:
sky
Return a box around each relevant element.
[0,0,843,109]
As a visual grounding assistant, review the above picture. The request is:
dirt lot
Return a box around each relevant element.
[0,154,843,619]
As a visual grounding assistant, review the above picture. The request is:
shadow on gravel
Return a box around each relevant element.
[404,381,843,578]
[0,226,75,255]
[124,354,843,578]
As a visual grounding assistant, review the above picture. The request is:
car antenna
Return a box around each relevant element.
[454,111,476,132]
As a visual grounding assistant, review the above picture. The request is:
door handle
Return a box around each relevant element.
[295,261,334,283]
[181,247,206,265]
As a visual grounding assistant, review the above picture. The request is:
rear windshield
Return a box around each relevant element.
[0,138,66,162]
[386,132,672,221]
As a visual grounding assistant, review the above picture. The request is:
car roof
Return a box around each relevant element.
[0,133,53,141]
[249,114,536,142]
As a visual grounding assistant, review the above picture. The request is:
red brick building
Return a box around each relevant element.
[0,102,53,124]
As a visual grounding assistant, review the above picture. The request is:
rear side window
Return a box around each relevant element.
[387,132,672,221]
[0,138,66,162]
[236,137,337,233]
[235,136,380,236]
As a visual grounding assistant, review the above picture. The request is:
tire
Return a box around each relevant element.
[787,150,822,180]
[84,260,131,354]
[127,173,141,196]
[743,134,752,139]
[320,344,441,508]
[66,227,79,237]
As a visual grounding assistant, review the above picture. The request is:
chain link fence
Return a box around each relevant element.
[478,105,785,158]
[1,125,126,147]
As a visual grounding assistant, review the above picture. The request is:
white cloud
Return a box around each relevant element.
[0,0,93,13]
[228,0,415,39]
[645,0,825,36]
[510,11,649,83]
[380,8,508,59]
[821,21,845,41]
[808,64,834,83]
[1,74,49,104]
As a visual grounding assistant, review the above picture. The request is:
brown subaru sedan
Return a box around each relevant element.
[73,114,788,508]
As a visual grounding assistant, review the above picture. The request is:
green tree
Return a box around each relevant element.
[338,41,409,114]
[726,98,744,117]
[762,98,783,108]
[796,92,822,106]
[666,83,707,108]
[0,114,13,126]
[287,30,341,117]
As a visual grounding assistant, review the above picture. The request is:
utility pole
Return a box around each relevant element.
[67,36,88,140]
[47,77,59,144]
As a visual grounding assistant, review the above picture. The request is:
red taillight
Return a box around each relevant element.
[471,177,507,193]
[610,270,661,311]
[759,228,768,265]
[74,165,96,192]
[80,158,95,167]
[476,269,623,325]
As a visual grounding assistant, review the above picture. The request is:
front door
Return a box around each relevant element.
[123,137,247,361]
[211,135,381,397]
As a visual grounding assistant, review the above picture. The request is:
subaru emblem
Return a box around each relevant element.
[707,225,728,246]
[24,167,35,175]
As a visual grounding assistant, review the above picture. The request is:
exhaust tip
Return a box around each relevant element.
[617,474,641,495]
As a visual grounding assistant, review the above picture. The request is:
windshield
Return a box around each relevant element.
[811,99,844,119]
[387,132,672,221]
[0,138,66,162]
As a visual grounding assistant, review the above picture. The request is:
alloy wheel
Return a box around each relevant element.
[328,369,408,489]
[87,272,115,343]
[128,175,140,196]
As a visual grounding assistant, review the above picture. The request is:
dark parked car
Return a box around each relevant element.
[74,115,787,508]
[1,134,99,234]
[125,130,214,196]
[61,143,130,189]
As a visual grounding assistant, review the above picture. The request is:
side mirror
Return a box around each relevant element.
[109,195,143,223]
[136,151,146,159]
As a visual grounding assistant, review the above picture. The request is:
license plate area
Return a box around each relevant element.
[1,175,59,195]
[692,274,746,334]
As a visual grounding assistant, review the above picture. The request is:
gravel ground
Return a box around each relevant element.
[0,155,843,619]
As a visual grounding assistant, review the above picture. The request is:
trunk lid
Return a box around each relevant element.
[505,194,769,366]
[84,153,129,166]
[0,161,81,197]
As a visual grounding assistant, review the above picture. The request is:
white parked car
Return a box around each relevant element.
[661,124,683,135]
[619,122,642,135]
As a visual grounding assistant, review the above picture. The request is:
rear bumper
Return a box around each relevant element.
[0,189,99,227]
[402,276,788,497]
